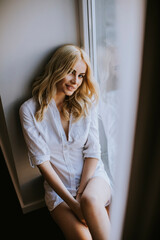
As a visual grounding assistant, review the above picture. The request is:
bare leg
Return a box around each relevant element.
[50,201,92,240]
[80,177,111,240]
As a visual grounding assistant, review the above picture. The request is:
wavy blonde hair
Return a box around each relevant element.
[32,44,99,122]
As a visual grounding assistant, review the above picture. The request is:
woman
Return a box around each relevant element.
[19,44,111,240]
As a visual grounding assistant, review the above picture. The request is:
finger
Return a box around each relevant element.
[83,221,87,227]
[81,219,87,226]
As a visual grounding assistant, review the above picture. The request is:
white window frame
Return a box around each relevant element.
[78,0,97,80]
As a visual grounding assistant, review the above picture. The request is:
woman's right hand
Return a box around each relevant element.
[70,200,87,226]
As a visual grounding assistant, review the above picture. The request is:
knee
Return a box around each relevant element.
[80,194,99,211]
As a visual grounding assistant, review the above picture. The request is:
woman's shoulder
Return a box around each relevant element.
[89,102,98,116]
[76,103,97,123]
[19,97,37,116]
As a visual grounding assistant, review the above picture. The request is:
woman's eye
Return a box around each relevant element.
[79,74,85,78]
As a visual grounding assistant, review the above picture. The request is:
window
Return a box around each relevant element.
[79,0,119,191]
[79,0,146,239]
[95,0,119,191]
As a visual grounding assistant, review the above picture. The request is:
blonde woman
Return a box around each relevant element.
[19,44,111,240]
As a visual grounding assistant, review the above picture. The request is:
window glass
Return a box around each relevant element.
[95,0,119,190]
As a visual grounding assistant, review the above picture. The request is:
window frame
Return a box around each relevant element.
[78,0,97,80]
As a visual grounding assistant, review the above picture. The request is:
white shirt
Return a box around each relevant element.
[19,97,111,211]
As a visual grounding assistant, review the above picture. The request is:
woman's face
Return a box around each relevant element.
[56,59,87,97]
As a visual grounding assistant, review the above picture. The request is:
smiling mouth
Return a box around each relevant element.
[66,84,76,91]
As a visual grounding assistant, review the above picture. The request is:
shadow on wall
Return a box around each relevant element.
[0,48,61,211]
[0,96,20,189]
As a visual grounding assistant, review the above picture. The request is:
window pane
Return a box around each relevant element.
[95,0,119,191]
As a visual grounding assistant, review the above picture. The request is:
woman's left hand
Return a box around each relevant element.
[76,192,82,203]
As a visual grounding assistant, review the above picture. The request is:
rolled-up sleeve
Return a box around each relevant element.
[19,103,50,167]
[83,106,101,160]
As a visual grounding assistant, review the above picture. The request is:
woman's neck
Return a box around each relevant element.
[53,93,65,110]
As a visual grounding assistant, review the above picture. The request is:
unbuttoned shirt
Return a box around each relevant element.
[19,97,111,211]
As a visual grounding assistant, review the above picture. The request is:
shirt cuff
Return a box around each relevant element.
[83,152,101,160]
[28,153,50,168]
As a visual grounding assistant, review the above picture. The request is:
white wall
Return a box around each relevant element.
[0,0,80,213]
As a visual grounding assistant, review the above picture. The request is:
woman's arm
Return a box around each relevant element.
[38,161,75,206]
[38,161,86,224]
[76,157,98,197]
[78,106,100,199]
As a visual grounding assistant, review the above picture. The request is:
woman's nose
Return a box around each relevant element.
[71,75,78,84]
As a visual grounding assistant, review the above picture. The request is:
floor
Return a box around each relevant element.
[0,148,65,239]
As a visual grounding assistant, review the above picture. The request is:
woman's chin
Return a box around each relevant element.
[65,89,75,96]
[66,92,74,96]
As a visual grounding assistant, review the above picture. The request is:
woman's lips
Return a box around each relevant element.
[66,84,76,91]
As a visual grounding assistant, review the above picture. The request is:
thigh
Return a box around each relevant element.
[82,177,111,207]
[50,202,92,240]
